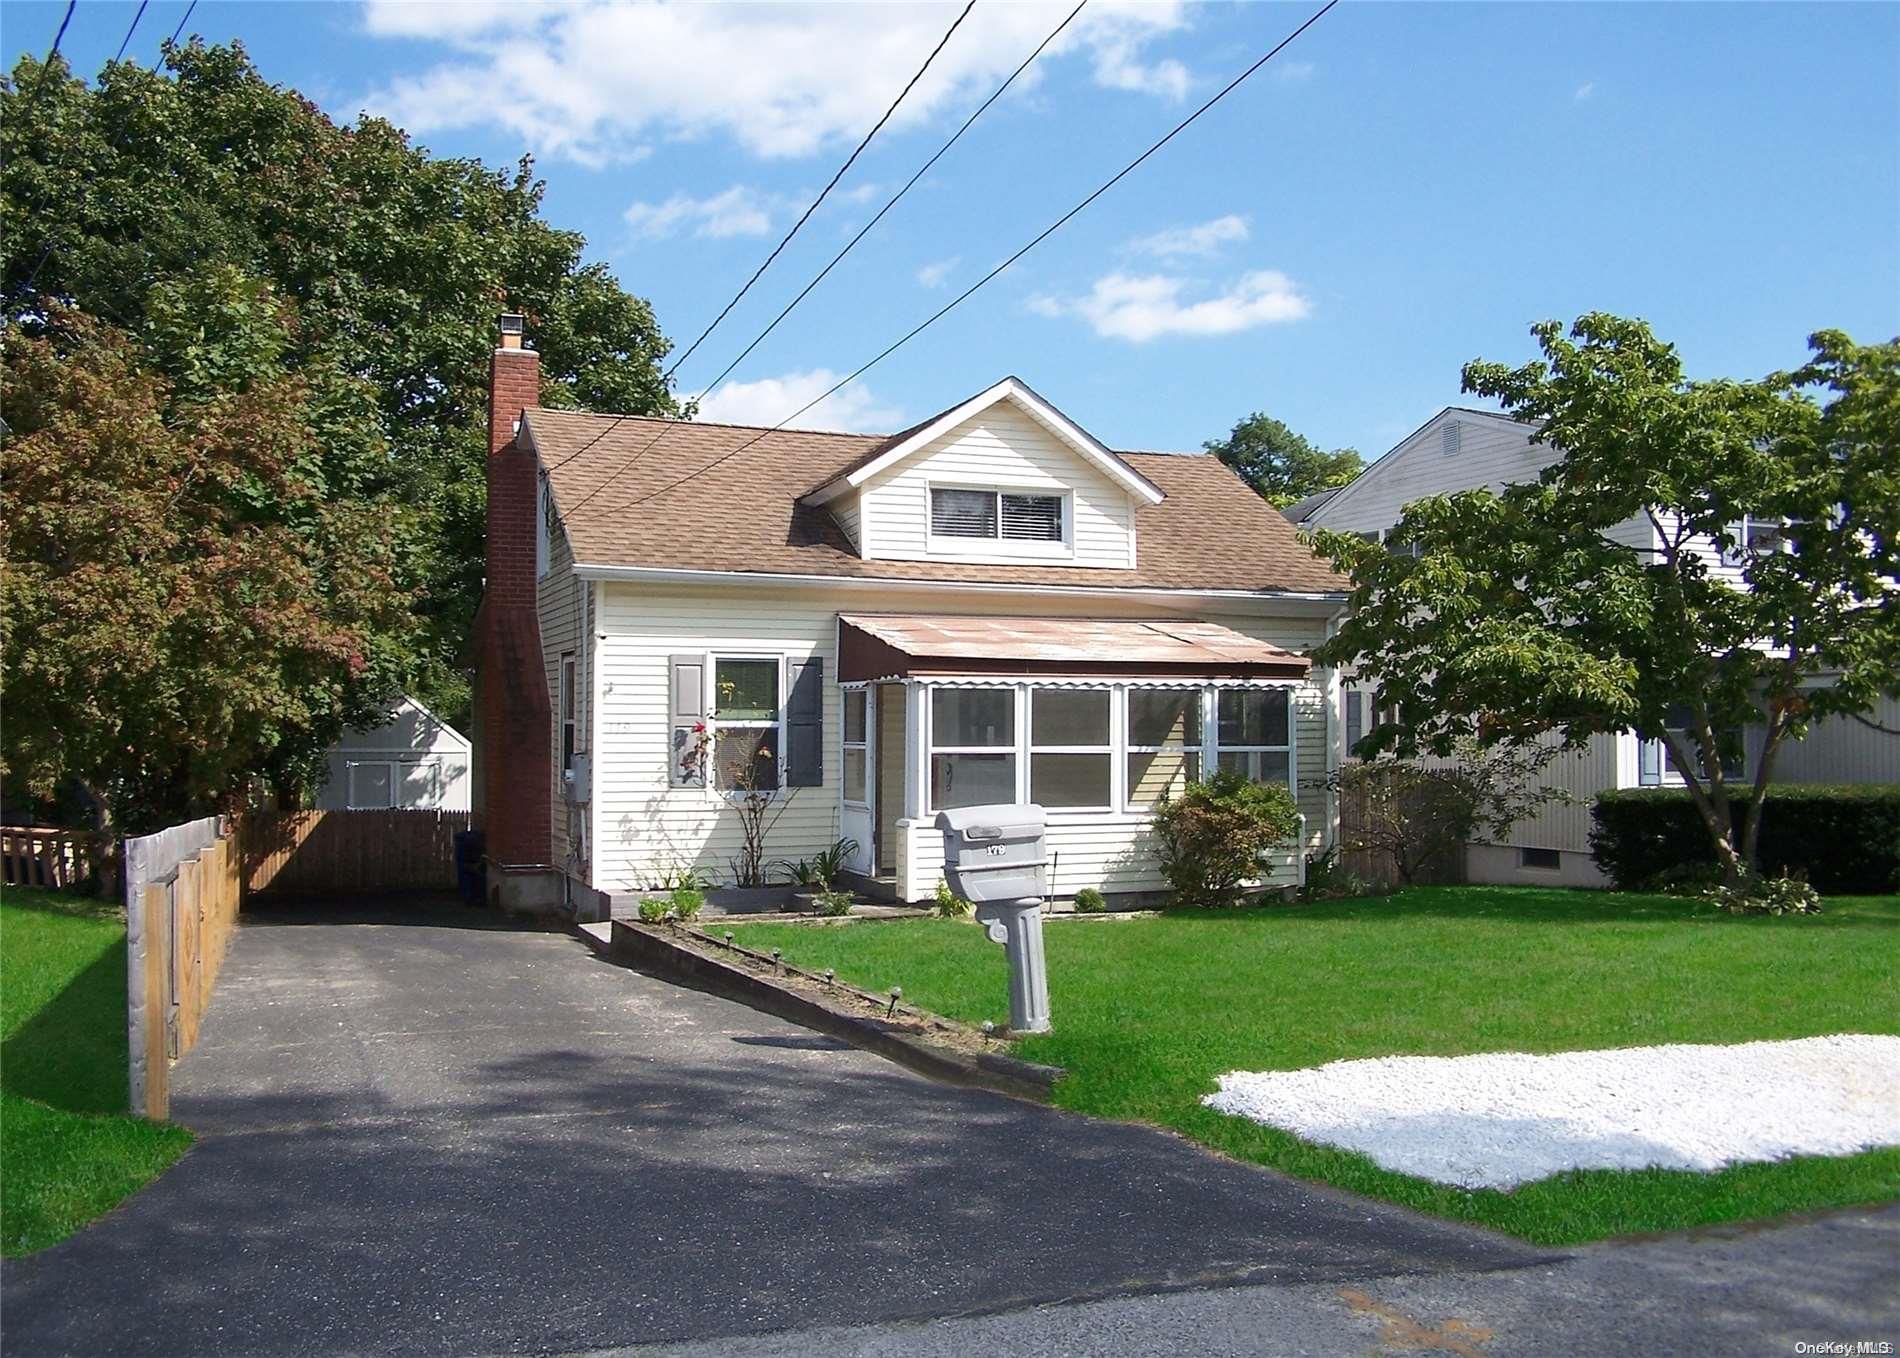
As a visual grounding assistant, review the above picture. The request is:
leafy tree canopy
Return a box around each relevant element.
[1,41,676,727]
[1203,411,1363,507]
[2,43,676,825]
[1312,314,1899,888]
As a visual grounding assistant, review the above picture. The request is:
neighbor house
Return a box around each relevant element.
[313,695,472,813]
[1293,406,1900,887]
[472,317,1348,911]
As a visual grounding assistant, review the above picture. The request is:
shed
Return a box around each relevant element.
[314,696,472,812]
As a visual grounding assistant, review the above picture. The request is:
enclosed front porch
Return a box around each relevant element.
[834,614,1324,904]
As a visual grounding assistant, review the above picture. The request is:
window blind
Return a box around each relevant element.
[931,488,997,538]
[1000,493,1063,541]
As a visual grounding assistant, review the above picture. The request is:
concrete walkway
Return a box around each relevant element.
[3,898,1892,1355]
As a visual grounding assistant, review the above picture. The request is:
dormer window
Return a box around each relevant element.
[928,485,1070,555]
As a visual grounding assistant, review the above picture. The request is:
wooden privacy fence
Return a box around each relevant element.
[1335,778,1467,891]
[124,816,239,1119]
[2,825,108,891]
[241,809,471,896]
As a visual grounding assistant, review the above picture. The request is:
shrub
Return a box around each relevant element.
[636,898,669,923]
[815,889,855,917]
[1705,875,1824,916]
[1591,785,1900,893]
[669,887,705,921]
[932,880,973,919]
[1300,846,1378,902]
[1153,770,1300,908]
[1073,886,1108,914]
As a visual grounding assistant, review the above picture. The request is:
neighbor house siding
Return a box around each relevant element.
[586,579,1333,900]
[1307,413,1554,538]
[1757,694,1900,785]
[856,407,1135,569]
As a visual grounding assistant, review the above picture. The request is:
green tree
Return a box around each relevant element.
[2,308,416,834]
[1203,412,1363,507]
[1312,315,1899,890]
[1,42,676,724]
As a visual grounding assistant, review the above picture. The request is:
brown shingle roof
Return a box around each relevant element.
[530,409,1345,594]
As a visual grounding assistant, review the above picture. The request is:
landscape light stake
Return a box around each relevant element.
[770,948,782,975]
[823,968,835,987]
[888,986,902,1018]
[723,931,735,949]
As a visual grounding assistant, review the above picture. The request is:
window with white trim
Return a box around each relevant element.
[1126,688,1202,809]
[929,487,1067,544]
[712,657,781,792]
[1719,515,1795,567]
[1343,688,1365,757]
[929,688,1015,810]
[841,689,868,805]
[347,762,395,810]
[1030,688,1112,809]
[1215,688,1293,788]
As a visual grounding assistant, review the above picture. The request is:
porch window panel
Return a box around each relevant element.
[1218,689,1289,747]
[842,748,867,803]
[1126,687,1204,810]
[931,753,1017,810]
[1217,749,1291,786]
[933,688,1014,747]
[841,688,868,805]
[1031,689,1109,746]
[843,689,867,744]
[1032,753,1111,808]
[1127,747,1200,807]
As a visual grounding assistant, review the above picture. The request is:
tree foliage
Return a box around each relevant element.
[1,42,676,728]
[1203,411,1363,507]
[1312,314,1899,888]
[2,309,414,833]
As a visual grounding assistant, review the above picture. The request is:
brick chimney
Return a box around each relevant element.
[476,313,553,869]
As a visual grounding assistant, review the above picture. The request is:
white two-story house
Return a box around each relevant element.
[474,319,1350,909]
[1293,407,1900,887]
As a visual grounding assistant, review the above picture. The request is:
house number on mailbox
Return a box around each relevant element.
[986,844,1006,856]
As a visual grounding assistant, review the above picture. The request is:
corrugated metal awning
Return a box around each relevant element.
[837,614,1310,682]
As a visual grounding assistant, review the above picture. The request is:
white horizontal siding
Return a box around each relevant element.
[832,499,861,552]
[539,521,588,873]
[858,407,1134,569]
[589,580,1335,897]
[1763,694,1900,784]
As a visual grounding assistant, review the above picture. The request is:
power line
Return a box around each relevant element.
[541,0,1084,483]
[30,1,76,100]
[567,0,1339,520]
[661,0,976,383]
[167,0,198,48]
[114,0,150,62]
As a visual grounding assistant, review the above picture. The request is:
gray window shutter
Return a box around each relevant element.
[784,657,824,788]
[669,655,706,787]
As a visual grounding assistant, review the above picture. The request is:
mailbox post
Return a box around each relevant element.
[935,804,1051,1034]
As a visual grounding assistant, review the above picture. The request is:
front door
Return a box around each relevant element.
[839,688,874,876]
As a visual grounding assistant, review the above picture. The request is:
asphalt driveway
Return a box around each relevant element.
[3,896,1550,1355]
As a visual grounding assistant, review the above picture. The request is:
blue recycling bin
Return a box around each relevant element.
[453,829,486,906]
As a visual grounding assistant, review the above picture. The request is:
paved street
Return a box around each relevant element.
[3,898,1893,1356]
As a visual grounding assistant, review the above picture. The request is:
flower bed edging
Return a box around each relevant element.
[604,920,1063,1102]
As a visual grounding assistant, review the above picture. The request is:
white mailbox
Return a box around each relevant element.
[936,803,1051,1034]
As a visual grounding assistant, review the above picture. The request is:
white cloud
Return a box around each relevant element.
[1029,270,1311,342]
[1128,214,1250,259]
[1574,81,1596,101]
[624,186,774,240]
[1271,60,1316,84]
[692,369,901,433]
[359,1,1194,164]
[915,256,960,289]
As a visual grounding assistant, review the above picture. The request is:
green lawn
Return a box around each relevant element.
[731,887,1900,1244]
[1,885,192,1256]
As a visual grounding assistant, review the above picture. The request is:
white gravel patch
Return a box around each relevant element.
[1202,1034,1900,1191]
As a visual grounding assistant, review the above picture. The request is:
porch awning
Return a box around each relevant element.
[837,613,1310,683]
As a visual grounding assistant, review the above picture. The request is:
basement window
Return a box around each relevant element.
[1519,846,1562,871]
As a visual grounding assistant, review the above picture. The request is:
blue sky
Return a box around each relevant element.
[9,1,1898,460]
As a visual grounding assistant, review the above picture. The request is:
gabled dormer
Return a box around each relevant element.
[802,377,1165,570]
